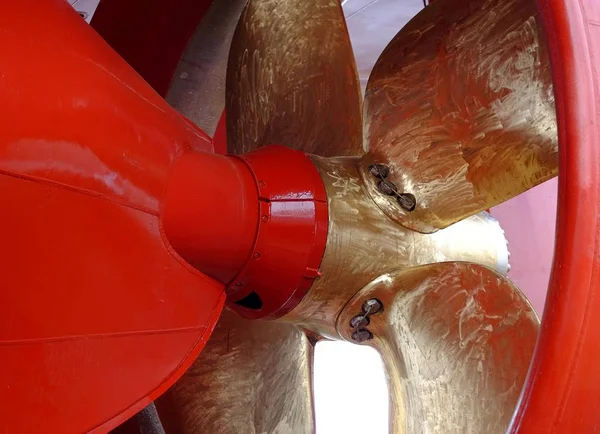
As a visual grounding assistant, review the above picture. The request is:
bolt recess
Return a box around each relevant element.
[351,329,373,342]
[397,193,416,212]
[368,164,417,212]
[377,180,397,196]
[349,314,370,329]
[362,299,383,316]
[368,164,390,178]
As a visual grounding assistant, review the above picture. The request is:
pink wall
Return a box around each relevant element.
[491,179,557,316]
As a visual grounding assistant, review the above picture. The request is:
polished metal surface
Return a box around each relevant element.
[338,263,539,434]
[157,309,315,434]
[166,0,247,136]
[158,155,519,434]
[363,0,558,233]
[282,156,511,339]
[162,0,549,431]
[226,0,363,156]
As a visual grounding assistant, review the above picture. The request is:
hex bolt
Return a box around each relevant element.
[397,193,416,212]
[368,164,389,178]
[351,328,373,342]
[349,314,370,329]
[362,299,383,316]
[377,180,397,196]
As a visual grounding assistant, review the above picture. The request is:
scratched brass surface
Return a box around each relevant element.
[281,156,510,339]
[156,309,315,434]
[165,0,548,431]
[226,0,363,156]
[363,0,557,233]
[337,263,539,434]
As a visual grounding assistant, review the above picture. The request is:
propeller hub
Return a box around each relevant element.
[163,146,328,319]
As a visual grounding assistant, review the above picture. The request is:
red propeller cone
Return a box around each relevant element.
[0,1,226,432]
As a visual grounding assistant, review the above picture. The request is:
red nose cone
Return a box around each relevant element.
[162,146,329,320]
[162,152,259,283]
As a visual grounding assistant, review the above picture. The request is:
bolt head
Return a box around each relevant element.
[351,328,373,342]
[368,164,389,178]
[377,180,396,196]
[349,314,370,329]
[397,193,416,211]
[362,299,383,316]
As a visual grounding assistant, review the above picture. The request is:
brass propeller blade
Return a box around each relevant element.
[226,0,363,156]
[163,2,541,432]
[156,309,315,434]
[339,262,539,434]
[363,0,558,233]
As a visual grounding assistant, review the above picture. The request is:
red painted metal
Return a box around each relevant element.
[213,111,228,155]
[91,0,216,97]
[227,146,329,320]
[510,0,600,432]
[162,151,260,284]
[6,0,600,431]
[91,0,331,322]
[0,1,225,432]
[162,144,329,320]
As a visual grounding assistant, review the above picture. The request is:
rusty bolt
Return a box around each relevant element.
[397,193,416,212]
[377,180,396,196]
[253,253,260,260]
[351,329,373,342]
[362,299,383,316]
[349,314,370,329]
[368,164,389,178]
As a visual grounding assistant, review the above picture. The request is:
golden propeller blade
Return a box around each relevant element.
[338,262,539,433]
[155,156,530,433]
[226,0,363,156]
[156,309,315,434]
[362,0,557,233]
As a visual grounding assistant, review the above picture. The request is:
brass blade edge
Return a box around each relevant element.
[337,262,539,434]
[156,309,315,434]
[362,0,557,233]
[226,0,363,156]
[281,156,512,339]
